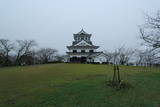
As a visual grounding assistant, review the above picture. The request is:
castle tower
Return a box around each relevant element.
[66,29,102,63]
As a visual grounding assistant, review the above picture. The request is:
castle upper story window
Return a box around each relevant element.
[81,50,85,53]
[73,50,77,53]
[81,37,84,40]
[86,37,89,41]
[89,50,94,53]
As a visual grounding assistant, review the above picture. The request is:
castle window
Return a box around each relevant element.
[89,50,94,53]
[81,37,84,40]
[73,50,77,53]
[81,50,85,53]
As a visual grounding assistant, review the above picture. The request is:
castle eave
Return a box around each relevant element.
[67,46,99,49]
[66,52,102,56]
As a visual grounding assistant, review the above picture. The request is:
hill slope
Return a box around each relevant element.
[0,64,160,107]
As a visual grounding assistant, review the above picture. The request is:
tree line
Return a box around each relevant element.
[0,39,62,67]
[104,46,160,67]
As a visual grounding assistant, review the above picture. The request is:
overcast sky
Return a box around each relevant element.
[0,0,160,54]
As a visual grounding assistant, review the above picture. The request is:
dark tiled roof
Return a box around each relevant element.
[66,52,92,55]
[66,52,102,56]
[72,40,92,46]
[67,46,99,49]
[77,29,89,35]
[87,52,106,58]
[66,52,103,56]
[73,29,91,36]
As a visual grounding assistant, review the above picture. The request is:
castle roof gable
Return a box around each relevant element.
[74,29,92,36]
[74,40,92,46]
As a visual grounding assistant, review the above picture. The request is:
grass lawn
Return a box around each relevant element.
[0,64,160,107]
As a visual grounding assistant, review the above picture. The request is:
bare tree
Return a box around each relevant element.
[0,39,14,66]
[109,46,135,87]
[112,46,134,65]
[139,11,160,66]
[36,48,58,64]
[135,48,160,67]
[140,11,160,49]
[111,49,121,87]
[14,40,37,65]
[145,50,157,66]
[135,49,145,66]
[55,54,64,62]
[121,48,134,65]
[0,39,60,66]
[112,50,120,65]
[104,51,113,63]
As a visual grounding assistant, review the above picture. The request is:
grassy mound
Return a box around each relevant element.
[0,64,160,107]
